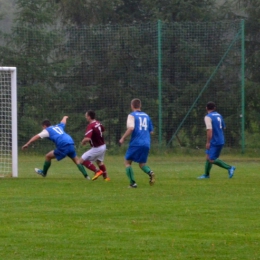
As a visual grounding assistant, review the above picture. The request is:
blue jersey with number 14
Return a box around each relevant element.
[129,111,153,148]
[46,123,74,148]
[206,112,226,146]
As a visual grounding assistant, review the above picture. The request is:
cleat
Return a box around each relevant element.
[228,166,236,178]
[92,170,103,181]
[34,168,46,177]
[128,183,137,188]
[149,171,155,186]
[104,177,110,181]
[85,175,91,180]
[197,174,210,179]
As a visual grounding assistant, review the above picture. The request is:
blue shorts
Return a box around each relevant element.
[206,144,223,160]
[125,146,150,163]
[54,144,77,161]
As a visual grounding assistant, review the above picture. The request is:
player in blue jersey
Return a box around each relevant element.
[119,98,155,188]
[22,116,89,179]
[197,102,236,179]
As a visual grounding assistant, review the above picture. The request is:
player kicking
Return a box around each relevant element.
[79,110,110,181]
[119,98,155,188]
[197,102,236,179]
[22,116,89,179]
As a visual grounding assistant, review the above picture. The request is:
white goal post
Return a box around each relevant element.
[0,67,18,177]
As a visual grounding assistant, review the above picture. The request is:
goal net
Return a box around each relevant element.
[0,67,18,177]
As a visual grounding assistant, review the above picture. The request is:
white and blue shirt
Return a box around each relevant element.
[205,112,226,146]
[127,111,153,148]
[39,123,74,148]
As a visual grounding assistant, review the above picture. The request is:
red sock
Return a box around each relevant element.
[83,160,97,173]
[99,164,107,178]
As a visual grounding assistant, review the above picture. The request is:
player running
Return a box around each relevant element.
[119,98,155,188]
[79,110,110,181]
[197,102,236,179]
[22,116,89,179]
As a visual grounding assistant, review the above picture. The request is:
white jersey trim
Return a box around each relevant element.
[85,129,93,136]
[127,115,135,129]
[204,116,212,130]
[38,129,49,138]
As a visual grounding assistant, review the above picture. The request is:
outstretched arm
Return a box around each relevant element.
[22,135,41,150]
[61,116,69,124]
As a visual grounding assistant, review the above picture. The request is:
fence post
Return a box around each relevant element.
[158,20,162,147]
[241,19,245,154]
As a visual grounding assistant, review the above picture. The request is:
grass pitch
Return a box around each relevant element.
[1,154,260,259]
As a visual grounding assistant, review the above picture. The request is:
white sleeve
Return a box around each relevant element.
[38,129,49,138]
[127,115,135,129]
[204,116,212,130]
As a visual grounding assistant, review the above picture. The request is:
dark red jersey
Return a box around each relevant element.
[85,120,105,147]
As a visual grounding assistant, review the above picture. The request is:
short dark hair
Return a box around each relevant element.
[131,98,141,109]
[42,119,51,127]
[87,110,95,119]
[206,102,216,111]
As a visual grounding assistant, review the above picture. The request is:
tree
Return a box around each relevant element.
[0,0,67,147]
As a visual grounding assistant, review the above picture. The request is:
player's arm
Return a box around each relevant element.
[81,136,91,145]
[22,134,41,150]
[119,115,134,144]
[204,116,212,149]
[22,129,49,150]
[149,118,154,134]
[222,117,226,130]
[60,116,69,125]
[81,128,92,145]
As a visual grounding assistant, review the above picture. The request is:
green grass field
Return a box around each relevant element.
[1,154,260,259]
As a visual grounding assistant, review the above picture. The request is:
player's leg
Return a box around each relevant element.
[209,145,235,178]
[70,156,90,179]
[95,146,109,181]
[125,146,137,188]
[211,146,236,178]
[67,145,90,179]
[96,160,110,181]
[139,162,155,186]
[80,148,103,180]
[197,152,212,179]
[35,150,55,177]
[133,146,155,185]
[198,145,235,178]
[125,159,136,188]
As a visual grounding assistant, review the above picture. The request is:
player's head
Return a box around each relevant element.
[131,98,141,111]
[85,110,95,122]
[42,119,51,128]
[206,101,216,112]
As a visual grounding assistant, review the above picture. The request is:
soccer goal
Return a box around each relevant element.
[0,67,18,177]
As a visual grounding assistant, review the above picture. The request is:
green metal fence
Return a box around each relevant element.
[0,20,244,152]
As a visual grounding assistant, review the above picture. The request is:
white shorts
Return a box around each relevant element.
[81,144,106,162]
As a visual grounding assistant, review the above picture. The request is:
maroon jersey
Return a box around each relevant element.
[85,120,105,147]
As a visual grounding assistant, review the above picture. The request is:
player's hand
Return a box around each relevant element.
[206,142,210,150]
[22,144,28,150]
[119,138,124,144]
[81,138,87,145]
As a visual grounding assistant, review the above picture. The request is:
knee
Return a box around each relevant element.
[45,154,51,161]
[96,160,103,166]
[139,164,145,169]
[207,158,214,164]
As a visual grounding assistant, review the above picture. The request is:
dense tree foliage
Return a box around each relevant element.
[0,0,256,150]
